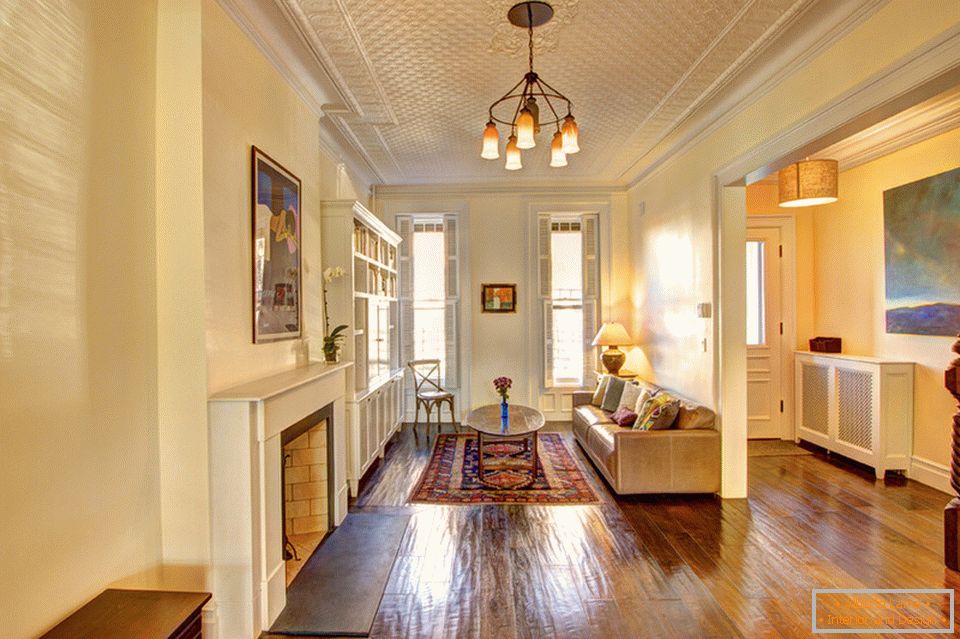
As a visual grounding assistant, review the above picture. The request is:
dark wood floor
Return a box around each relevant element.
[296,424,960,638]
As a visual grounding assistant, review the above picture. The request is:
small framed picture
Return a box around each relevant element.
[481,283,517,313]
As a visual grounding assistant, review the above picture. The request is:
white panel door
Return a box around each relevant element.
[746,226,782,439]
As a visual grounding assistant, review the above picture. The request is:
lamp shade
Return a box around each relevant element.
[550,131,567,167]
[504,134,522,170]
[778,159,838,207]
[515,108,536,149]
[592,322,631,347]
[481,121,499,160]
[561,115,580,154]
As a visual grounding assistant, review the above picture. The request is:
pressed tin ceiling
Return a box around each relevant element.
[275,0,823,185]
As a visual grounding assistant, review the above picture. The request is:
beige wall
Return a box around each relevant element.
[378,190,631,411]
[627,0,960,411]
[745,129,960,473]
[202,0,369,394]
[811,128,960,469]
[0,1,164,636]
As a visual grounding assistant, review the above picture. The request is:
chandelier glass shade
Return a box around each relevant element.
[505,134,523,170]
[480,2,579,170]
[481,121,500,159]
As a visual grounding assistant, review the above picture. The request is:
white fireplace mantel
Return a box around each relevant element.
[207,361,351,639]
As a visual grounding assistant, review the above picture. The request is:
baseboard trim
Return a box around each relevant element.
[908,455,952,495]
[201,600,218,638]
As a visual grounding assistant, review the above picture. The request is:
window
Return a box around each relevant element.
[539,214,599,389]
[412,221,446,376]
[746,240,765,345]
[397,215,460,389]
[550,221,584,385]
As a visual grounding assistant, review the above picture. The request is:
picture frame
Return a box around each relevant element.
[252,146,302,343]
[884,166,960,336]
[481,283,517,313]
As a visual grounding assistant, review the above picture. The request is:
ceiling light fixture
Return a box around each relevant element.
[480,1,579,170]
[778,159,839,207]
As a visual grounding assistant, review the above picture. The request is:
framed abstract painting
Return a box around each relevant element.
[481,283,517,313]
[884,166,960,336]
[252,146,302,343]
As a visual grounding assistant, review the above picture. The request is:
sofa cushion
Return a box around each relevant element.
[601,377,626,412]
[635,393,680,431]
[610,407,638,427]
[574,404,613,427]
[617,381,642,411]
[587,422,620,471]
[633,389,656,414]
[591,375,609,407]
[634,378,661,398]
[675,401,716,430]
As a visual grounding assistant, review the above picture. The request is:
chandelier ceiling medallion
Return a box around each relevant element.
[481,1,580,170]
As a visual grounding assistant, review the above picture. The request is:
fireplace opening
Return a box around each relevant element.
[280,405,335,586]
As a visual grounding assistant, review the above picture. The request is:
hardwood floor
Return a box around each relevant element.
[288,424,960,638]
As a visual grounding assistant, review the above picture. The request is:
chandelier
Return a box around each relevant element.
[481,1,580,170]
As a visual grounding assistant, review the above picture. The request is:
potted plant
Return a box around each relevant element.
[323,324,348,363]
[322,266,347,363]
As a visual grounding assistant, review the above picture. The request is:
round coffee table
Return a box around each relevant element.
[463,404,546,488]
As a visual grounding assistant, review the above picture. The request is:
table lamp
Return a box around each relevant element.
[592,322,632,376]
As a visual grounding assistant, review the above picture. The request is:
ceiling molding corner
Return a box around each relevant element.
[373,181,626,199]
[623,0,887,190]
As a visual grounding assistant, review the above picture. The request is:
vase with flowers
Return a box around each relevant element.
[322,266,348,363]
[493,376,512,421]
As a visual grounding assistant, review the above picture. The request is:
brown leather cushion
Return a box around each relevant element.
[574,405,613,427]
[587,423,621,473]
[674,399,716,429]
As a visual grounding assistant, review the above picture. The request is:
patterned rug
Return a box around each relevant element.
[409,433,599,505]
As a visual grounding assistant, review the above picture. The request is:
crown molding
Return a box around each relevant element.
[215,0,383,189]
[215,0,337,116]
[623,0,886,190]
[373,181,626,199]
[815,85,960,173]
[710,23,960,188]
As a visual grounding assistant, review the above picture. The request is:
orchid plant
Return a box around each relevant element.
[322,266,348,359]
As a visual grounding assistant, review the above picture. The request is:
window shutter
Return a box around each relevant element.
[538,215,552,297]
[539,214,553,388]
[582,214,600,388]
[397,216,414,406]
[443,214,459,389]
[542,299,554,388]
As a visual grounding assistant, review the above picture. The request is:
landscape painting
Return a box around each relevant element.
[252,146,301,343]
[884,166,960,336]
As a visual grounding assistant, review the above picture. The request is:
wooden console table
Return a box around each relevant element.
[40,589,210,638]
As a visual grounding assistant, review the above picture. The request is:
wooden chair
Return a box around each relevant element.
[408,359,458,439]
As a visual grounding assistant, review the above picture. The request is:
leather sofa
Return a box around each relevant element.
[571,389,721,494]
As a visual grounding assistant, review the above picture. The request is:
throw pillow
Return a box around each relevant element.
[633,389,656,414]
[610,407,638,427]
[601,376,626,412]
[617,382,642,411]
[635,393,680,431]
[591,375,609,407]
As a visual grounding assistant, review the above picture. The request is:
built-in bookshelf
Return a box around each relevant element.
[320,200,403,496]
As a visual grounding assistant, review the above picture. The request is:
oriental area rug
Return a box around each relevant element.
[410,433,599,505]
